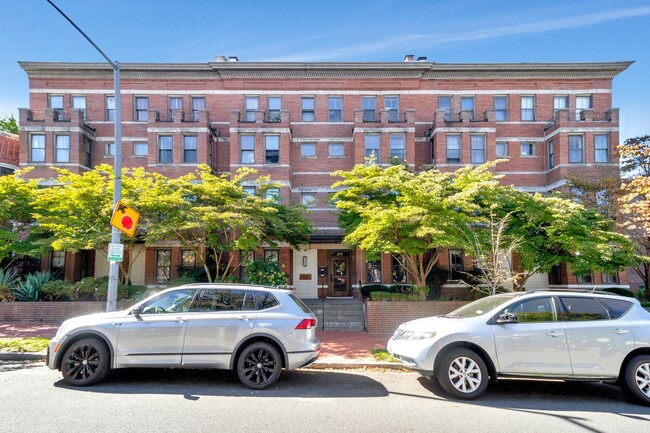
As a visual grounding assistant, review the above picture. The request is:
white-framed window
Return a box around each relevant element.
[575,273,593,284]
[168,96,183,120]
[495,142,509,158]
[576,95,592,120]
[494,96,508,121]
[595,189,609,207]
[389,134,405,162]
[460,96,475,121]
[362,96,377,122]
[521,96,535,121]
[553,95,568,117]
[106,95,115,121]
[267,96,282,122]
[105,142,115,157]
[446,134,461,163]
[602,273,618,284]
[134,96,148,121]
[240,135,255,163]
[183,135,197,163]
[264,249,279,262]
[264,135,280,163]
[364,134,380,163]
[71,95,87,120]
[191,96,205,121]
[366,259,381,283]
[158,135,173,163]
[520,142,535,157]
[301,192,316,208]
[55,135,70,163]
[155,249,171,284]
[594,134,609,163]
[301,97,315,122]
[548,139,555,168]
[300,142,316,158]
[265,188,280,203]
[439,96,452,121]
[449,249,465,280]
[328,96,342,122]
[243,186,256,196]
[470,135,486,164]
[569,135,584,163]
[49,94,64,120]
[180,250,197,269]
[245,96,259,122]
[30,134,45,163]
[329,142,344,157]
[134,141,148,157]
[385,96,399,122]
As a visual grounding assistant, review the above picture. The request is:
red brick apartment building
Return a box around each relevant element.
[0,130,19,175]
[17,56,631,297]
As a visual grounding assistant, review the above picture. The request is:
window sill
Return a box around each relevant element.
[300,156,317,159]
[328,156,346,159]
[520,155,537,158]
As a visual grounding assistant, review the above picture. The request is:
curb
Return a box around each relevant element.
[0,351,46,362]
[306,361,404,370]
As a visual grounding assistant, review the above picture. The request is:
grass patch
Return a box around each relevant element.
[0,338,50,353]
[370,349,400,363]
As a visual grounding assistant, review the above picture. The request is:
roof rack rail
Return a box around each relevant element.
[527,287,616,296]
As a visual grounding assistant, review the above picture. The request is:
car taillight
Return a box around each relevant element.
[295,318,316,329]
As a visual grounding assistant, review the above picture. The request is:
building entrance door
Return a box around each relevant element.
[328,251,351,297]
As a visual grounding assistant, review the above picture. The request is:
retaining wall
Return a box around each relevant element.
[0,302,132,323]
[366,300,468,333]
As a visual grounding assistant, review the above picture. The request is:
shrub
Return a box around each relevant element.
[41,280,74,301]
[360,284,391,298]
[166,277,196,288]
[369,291,420,301]
[71,276,109,301]
[603,287,635,298]
[0,268,20,301]
[11,272,55,301]
[245,257,288,287]
[118,284,148,301]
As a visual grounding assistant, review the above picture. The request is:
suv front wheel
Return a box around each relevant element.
[436,348,488,400]
[624,354,650,406]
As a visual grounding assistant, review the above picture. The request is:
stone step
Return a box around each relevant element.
[302,299,365,331]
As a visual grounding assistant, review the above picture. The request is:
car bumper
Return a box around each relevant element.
[288,344,320,370]
[46,335,66,370]
[387,338,436,373]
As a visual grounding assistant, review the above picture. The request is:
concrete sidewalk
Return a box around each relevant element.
[0,322,398,369]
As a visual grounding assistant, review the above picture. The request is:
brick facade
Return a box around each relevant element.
[16,58,632,296]
[366,300,468,333]
[0,131,19,173]
[0,301,131,323]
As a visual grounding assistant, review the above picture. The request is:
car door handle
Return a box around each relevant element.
[612,328,629,335]
[547,331,563,337]
[174,318,186,323]
[240,316,253,321]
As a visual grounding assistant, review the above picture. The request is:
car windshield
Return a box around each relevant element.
[443,293,518,319]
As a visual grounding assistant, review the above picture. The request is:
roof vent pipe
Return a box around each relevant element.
[404,54,414,62]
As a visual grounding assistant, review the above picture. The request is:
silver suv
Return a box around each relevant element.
[387,290,650,405]
[47,284,320,389]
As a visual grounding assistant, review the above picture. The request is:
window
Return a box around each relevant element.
[470,135,486,164]
[264,249,279,262]
[389,134,405,162]
[301,97,315,122]
[194,289,250,312]
[168,96,183,120]
[105,142,115,157]
[300,143,316,158]
[391,255,407,283]
[245,96,259,122]
[191,96,205,121]
[264,135,280,163]
[385,96,399,122]
[158,135,173,163]
[142,289,197,314]
[520,143,535,157]
[569,135,584,163]
[55,135,70,163]
[72,96,87,120]
[460,96,475,121]
[243,186,256,196]
[268,96,282,122]
[548,139,555,168]
[446,135,461,163]
[180,250,196,269]
[183,136,197,163]
[265,188,280,202]
[362,96,376,122]
[574,273,593,285]
[575,95,592,120]
[521,96,535,121]
[49,95,64,120]
[134,141,148,157]
[364,134,380,163]
[84,137,92,168]
[328,96,342,122]
[570,187,585,203]
[558,296,608,321]
[240,135,255,163]
[449,249,465,280]
[366,260,381,283]
[155,249,172,284]
[256,292,280,310]
[329,142,344,157]
[494,96,508,121]
[553,96,568,117]
[595,134,609,163]
[500,297,555,323]
[495,142,508,158]
[106,96,115,121]
[595,189,609,207]
[50,251,66,279]
[301,192,316,208]
[602,273,618,284]
[134,96,148,121]
[599,298,632,319]
[439,96,452,121]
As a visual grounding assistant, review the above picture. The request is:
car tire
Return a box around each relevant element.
[436,348,488,400]
[236,342,282,390]
[61,338,110,386]
[623,354,650,406]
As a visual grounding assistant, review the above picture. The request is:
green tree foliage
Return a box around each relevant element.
[244,257,288,287]
[0,114,18,134]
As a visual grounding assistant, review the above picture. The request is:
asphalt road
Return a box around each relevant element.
[1,361,649,433]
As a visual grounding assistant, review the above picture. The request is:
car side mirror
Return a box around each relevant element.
[497,312,518,324]
[131,305,142,316]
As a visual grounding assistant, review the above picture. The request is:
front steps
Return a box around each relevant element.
[302,298,365,331]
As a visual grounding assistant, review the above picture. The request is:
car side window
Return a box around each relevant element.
[597,298,633,319]
[141,289,197,314]
[499,297,555,323]
[193,289,248,312]
[558,296,609,321]
[255,292,279,310]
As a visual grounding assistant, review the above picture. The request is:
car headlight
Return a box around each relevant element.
[392,330,437,341]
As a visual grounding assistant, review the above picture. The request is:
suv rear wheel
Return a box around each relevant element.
[236,342,282,390]
[436,348,488,400]
[624,354,650,406]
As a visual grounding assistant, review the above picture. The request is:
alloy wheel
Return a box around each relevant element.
[448,356,482,394]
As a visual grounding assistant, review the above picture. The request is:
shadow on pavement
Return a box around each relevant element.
[53,368,389,399]
[0,360,45,373]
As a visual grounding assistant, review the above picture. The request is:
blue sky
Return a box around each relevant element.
[2,0,649,140]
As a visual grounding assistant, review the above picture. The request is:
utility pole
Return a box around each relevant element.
[47,0,122,311]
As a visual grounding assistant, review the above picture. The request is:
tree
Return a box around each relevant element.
[0,114,18,135]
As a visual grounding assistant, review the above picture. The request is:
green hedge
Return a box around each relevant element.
[369,291,421,301]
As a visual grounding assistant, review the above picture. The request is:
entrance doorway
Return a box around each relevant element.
[328,251,351,297]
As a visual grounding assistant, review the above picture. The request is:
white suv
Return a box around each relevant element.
[388,290,650,405]
[47,284,320,389]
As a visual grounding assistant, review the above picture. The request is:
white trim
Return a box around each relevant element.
[231,163,291,169]
[497,137,546,142]
[431,127,496,135]
[230,127,291,133]
[355,127,415,133]
[148,127,211,133]
[20,162,90,170]
[545,126,618,139]
[291,137,354,143]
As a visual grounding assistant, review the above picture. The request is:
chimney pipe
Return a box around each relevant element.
[404,54,414,62]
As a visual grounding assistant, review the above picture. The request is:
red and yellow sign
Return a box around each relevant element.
[110,200,140,238]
